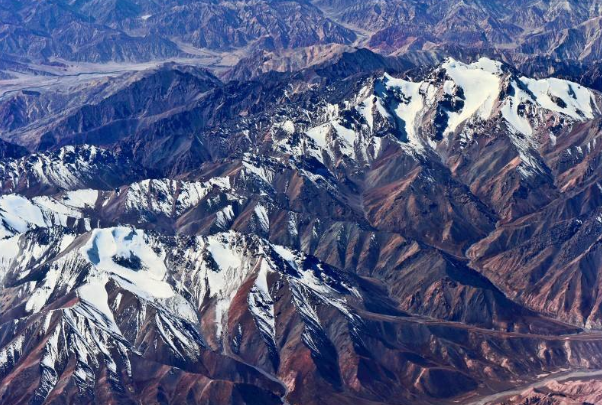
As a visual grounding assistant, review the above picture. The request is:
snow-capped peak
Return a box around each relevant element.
[294,58,598,166]
[443,57,504,76]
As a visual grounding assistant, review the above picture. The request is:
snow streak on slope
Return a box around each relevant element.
[501,81,535,136]
[248,261,276,349]
[0,146,122,192]
[125,177,231,217]
[381,73,432,150]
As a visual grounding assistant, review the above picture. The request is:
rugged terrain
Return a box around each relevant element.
[5,0,602,81]
[1,54,602,404]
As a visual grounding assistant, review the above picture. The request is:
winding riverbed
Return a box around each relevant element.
[467,369,602,405]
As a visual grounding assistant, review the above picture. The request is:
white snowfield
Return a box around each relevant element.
[442,58,502,134]
[0,192,96,239]
[81,227,175,300]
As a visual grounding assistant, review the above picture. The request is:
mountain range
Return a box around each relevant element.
[1,55,602,404]
[3,2,602,404]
